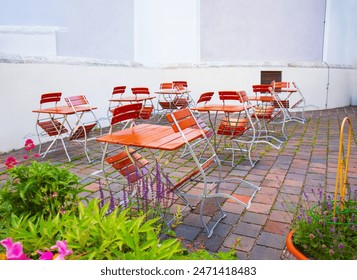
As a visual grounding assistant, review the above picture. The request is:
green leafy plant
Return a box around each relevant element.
[0,200,184,260]
[0,139,85,223]
[290,188,357,260]
[0,200,238,260]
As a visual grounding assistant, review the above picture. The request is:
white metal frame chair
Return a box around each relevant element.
[251,84,290,140]
[166,108,260,237]
[35,92,70,160]
[99,103,149,191]
[271,81,307,124]
[217,90,283,167]
[107,85,127,121]
[131,87,155,120]
[65,95,102,163]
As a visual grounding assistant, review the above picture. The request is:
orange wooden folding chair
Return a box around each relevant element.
[131,87,155,120]
[65,95,102,162]
[107,85,126,120]
[217,90,283,166]
[166,108,260,237]
[271,81,307,124]
[35,92,71,160]
[100,103,149,190]
[251,84,288,139]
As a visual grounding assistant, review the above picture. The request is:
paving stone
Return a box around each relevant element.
[249,245,282,260]
[232,222,262,238]
[175,224,202,241]
[241,212,268,225]
[256,231,286,250]
[206,221,232,237]
[223,234,255,252]
[221,212,240,225]
[196,234,225,252]
[247,202,272,214]
[264,220,290,235]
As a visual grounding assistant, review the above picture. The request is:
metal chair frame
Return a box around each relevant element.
[65,95,102,163]
[167,108,260,237]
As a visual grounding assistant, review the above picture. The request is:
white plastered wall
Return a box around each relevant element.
[0,61,356,153]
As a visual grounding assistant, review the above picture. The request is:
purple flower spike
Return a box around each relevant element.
[307,216,312,224]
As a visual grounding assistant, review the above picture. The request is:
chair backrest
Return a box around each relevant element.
[172,81,188,88]
[166,108,199,133]
[166,108,217,185]
[237,90,250,103]
[65,95,90,107]
[131,87,150,96]
[110,103,143,126]
[160,83,173,89]
[40,92,62,106]
[218,91,242,105]
[272,81,290,89]
[252,84,272,94]
[112,86,126,97]
[197,92,214,105]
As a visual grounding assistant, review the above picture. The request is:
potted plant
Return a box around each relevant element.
[286,188,356,260]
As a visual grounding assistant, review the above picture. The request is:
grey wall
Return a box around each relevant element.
[200,0,326,62]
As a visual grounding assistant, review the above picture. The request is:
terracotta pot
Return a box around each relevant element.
[285,230,309,260]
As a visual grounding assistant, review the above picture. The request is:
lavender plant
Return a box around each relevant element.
[98,162,178,237]
[291,187,357,260]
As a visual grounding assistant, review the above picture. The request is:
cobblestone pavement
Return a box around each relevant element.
[1,106,357,259]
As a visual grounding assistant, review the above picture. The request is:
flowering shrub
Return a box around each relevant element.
[0,238,72,260]
[0,139,85,221]
[291,188,357,260]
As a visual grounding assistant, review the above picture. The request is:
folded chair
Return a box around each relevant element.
[172,80,195,108]
[131,87,155,120]
[107,85,127,120]
[156,82,186,122]
[166,108,260,237]
[271,81,306,124]
[157,82,176,115]
[252,84,288,140]
[65,95,102,163]
[35,92,70,160]
[217,90,283,167]
[100,103,150,191]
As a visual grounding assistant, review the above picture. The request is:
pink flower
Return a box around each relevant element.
[33,153,40,158]
[0,238,30,260]
[23,155,29,160]
[51,240,73,260]
[24,139,35,151]
[37,250,54,260]
[5,156,17,169]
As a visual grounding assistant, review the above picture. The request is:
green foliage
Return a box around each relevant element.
[0,200,185,260]
[0,200,239,260]
[0,161,85,220]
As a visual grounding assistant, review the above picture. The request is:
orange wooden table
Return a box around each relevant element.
[109,96,156,104]
[96,123,204,176]
[32,105,97,161]
[96,123,202,150]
